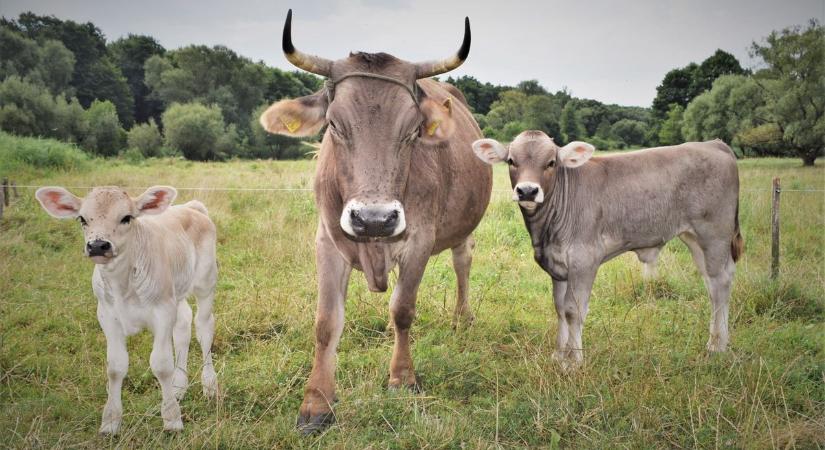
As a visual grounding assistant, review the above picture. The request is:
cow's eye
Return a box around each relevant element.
[507,158,517,167]
[78,216,87,226]
[120,215,133,225]
[547,160,555,169]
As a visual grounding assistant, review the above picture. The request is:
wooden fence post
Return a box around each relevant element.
[771,177,780,280]
[1,178,8,207]
[12,181,18,199]
[0,182,4,219]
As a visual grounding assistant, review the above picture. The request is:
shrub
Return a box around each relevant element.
[127,119,163,157]
[162,102,230,161]
[82,100,125,156]
[0,130,88,172]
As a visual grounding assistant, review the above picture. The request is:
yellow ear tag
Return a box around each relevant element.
[427,121,440,136]
[279,116,302,133]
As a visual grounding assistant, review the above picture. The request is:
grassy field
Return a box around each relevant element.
[1,139,823,448]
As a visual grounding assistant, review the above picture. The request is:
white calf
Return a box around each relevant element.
[36,186,218,434]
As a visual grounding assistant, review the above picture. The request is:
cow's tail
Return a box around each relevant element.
[731,200,744,263]
[184,200,209,216]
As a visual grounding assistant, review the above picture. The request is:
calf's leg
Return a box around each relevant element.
[451,236,475,329]
[297,226,351,434]
[699,239,735,352]
[193,263,218,398]
[560,265,598,370]
[551,278,570,363]
[98,304,128,435]
[150,311,183,431]
[172,301,192,400]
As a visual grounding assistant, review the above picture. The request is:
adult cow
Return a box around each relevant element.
[260,10,492,432]
[472,131,743,369]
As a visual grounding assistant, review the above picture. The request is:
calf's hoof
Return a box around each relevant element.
[202,371,219,399]
[451,313,475,330]
[388,374,421,392]
[99,420,121,436]
[706,340,728,353]
[163,419,184,432]
[296,411,335,435]
[172,371,188,400]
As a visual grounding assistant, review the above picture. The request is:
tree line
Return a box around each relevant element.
[0,12,821,165]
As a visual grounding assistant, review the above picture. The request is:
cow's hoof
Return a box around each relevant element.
[451,313,475,330]
[172,372,188,400]
[296,411,335,435]
[202,371,218,399]
[706,342,728,353]
[388,376,422,393]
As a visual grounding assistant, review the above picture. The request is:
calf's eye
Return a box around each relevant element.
[120,215,133,225]
[507,158,516,167]
[547,160,556,168]
[78,216,87,226]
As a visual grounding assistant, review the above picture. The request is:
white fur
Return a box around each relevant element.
[36,187,218,435]
[340,199,406,237]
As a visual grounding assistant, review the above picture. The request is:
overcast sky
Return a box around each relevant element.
[1,0,822,106]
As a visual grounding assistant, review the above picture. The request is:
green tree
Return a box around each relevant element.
[560,101,585,143]
[751,20,824,166]
[610,119,647,146]
[162,102,229,161]
[8,13,134,126]
[658,104,684,145]
[108,34,165,124]
[247,103,310,159]
[82,99,124,156]
[445,75,509,114]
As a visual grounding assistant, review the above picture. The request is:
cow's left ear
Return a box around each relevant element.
[558,141,595,168]
[135,186,177,216]
[419,96,455,142]
[259,89,328,137]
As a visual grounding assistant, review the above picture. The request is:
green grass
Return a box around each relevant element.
[1,150,823,448]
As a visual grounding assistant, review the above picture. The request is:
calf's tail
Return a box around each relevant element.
[731,200,744,262]
[184,200,209,216]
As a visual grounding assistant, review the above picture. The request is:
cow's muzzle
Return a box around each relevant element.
[341,200,406,239]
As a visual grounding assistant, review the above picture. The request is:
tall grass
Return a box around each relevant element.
[0,132,89,174]
[0,151,822,448]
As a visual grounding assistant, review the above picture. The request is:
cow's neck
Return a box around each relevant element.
[523,169,570,241]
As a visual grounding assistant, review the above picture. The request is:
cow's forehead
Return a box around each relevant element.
[81,187,132,217]
[510,131,557,158]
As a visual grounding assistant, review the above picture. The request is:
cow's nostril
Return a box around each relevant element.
[387,210,398,221]
[100,241,111,251]
[516,186,525,196]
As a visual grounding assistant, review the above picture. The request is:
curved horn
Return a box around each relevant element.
[414,17,471,79]
[282,9,332,77]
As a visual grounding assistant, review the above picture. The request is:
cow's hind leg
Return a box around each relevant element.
[193,260,218,398]
[451,236,475,329]
[172,300,193,400]
[680,232,734,352]
[298,226,351,434]
[635,245,663,280]
[388,250,429,390]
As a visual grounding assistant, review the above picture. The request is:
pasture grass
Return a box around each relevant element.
[0,154,823,449]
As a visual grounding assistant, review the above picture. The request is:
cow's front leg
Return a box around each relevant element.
[297,226,351,434]
[560,265,598,370]
[451,237,475,329]
[550,278,570,364]
[149,307,183,432]
[98,303,128,435]
[388,250,429,389]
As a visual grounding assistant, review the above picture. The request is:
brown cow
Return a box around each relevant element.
[472,131,743,370]
[260,10,492,433]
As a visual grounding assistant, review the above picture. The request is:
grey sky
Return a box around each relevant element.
[1,0,822,106]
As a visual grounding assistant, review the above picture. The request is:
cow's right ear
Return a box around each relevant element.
[259,89,328,137]
[35,187,82,218]
[472,138,508,165]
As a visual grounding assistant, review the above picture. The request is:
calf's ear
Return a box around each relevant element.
[472,138,508,165]
[135,186,177,216]
[558,141,595,168]
[420,96,455,142]
[35,187,82,218]
[259,89,328,137]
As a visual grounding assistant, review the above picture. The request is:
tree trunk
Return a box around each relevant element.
[801,149,820,166]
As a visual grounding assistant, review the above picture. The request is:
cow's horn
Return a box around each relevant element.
[282,9,332,77]
[414,17,471,79]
